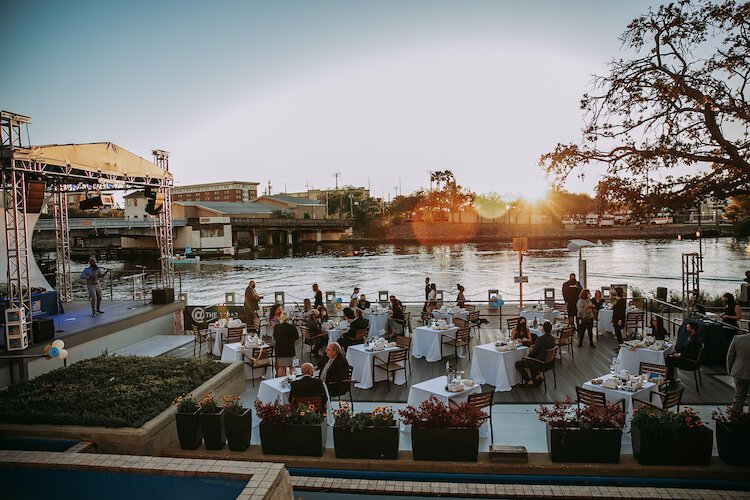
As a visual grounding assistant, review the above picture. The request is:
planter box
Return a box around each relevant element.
[200,409,225,450]
[632,424,712,466]
[175,409,202,450]
[333,426,399,459]
[224,409,252,452]
[411,427,478,462]
[259,423,325,457]
[716,422,750,466]
[546,425,622,463]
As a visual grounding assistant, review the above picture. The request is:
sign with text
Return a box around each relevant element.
[514,276,529,284]
[512,237,528,252]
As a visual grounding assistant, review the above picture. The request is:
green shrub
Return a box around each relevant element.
[0,356,225,428]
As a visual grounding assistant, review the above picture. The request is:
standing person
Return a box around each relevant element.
[720,293,742,328]
[424,277,431,300]
[727,332,750,412]
[665,323,703,384]
[350,287,360,308]
[456,284,466,308]
[243,280,263,330]
[612,287,627,345]
[562,273,582,327]
[312,283,323,309]
[427,283,438,312]
[273,311,299,376]
[80,257,108,317]
[268,304,282,329]
[576,289,596,348]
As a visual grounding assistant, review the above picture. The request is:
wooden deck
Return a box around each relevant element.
[169,306,735,407]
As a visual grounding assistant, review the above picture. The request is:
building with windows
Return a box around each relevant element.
[123,191,157,221]
[172,181,259,203]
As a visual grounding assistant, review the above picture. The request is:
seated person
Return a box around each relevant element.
[665,322,702,383]
[357,294,371,310]
[515,321,556,387]
[290,362,327,411]
[317,305,330,322]
[305,308,328,351]
[303,298,312,312]
[316,342,351,398]
[388,295,406,336]
[651,316,668,341]
[340,308,369,350]
[511,317,534,346]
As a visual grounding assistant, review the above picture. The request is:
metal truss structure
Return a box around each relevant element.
[681,252,701,309]
[1,111,173,350]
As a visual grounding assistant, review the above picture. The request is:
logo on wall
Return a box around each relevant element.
[191,307,206,324]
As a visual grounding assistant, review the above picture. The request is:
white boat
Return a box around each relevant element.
[171,254,200,264]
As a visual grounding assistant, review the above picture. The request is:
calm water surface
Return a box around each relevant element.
[69,238,749,305]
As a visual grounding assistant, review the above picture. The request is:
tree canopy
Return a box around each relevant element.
[541,0,750,211]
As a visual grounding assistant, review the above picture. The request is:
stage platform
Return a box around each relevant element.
[1,300,184,385]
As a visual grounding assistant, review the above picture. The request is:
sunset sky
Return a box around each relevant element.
[3,0,662,201]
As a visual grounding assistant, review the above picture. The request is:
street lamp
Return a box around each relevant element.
[696,229,703,272]
[567,239,595,289]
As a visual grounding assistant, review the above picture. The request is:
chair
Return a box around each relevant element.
[677,345,704,393]
[506,316,521,331]
[524,347,557,391]
[468,310,481,335]
[421,310,431,325]
[289,394,326,413]
[553,303,568,320]
[327,365,355,410]
[639,362,667,389]
[440,327,471,361]
[404,311,413,335]
[372,349,408,390]
[453,317,469,329]
[555,326,575,361]
[625,310,645,339]
[224,326,245,344]
[301,326,327,361]
[634,386,684,412]
[395,335,412,374]
[463,304,476,312]
[576,386,626,413]
[449,390,494,442]
[354,329,368,343]
[191,326,211,357]
[242,346,273,387]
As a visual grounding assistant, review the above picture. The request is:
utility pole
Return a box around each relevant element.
[332,172,341,190]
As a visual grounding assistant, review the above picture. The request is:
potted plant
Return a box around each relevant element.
[399,395,484,462]
[255,399,325,456]
[173,393,202,450]
[198,390,225,450]
[333,403,398,459]
[537,399,624,463]
[631,407,712,465]
[222,394,251,452]
[712,406,750,466]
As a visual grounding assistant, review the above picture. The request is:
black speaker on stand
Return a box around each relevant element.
[656,287,668,302]
[32,318,55,343]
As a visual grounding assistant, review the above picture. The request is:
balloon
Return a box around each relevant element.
[58,349,69,360]
[52,339,65,349]
[496,299,505,307]
[490,295,497,302]
[336,297,343,303]
[48,347,60,358]
[335,302,342,310]
[43,345,51,355]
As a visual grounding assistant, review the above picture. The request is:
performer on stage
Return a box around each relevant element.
[80,257,107,317]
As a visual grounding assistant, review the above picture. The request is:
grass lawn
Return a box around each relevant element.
[0,356,225,428]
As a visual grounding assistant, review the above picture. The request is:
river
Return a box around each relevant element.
[62,237,749,306]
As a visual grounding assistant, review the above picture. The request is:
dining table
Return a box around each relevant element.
[432,308,468,324]
[520,309,561,325]
[208,325,247,356]
[254,376,335,427]
[364,309,391,338]
[220,341,272,380]
[582,373,657,431]
[346,343,406,389]
[412,325,461,362]
[616,341,671,375]
[469,343,528,392]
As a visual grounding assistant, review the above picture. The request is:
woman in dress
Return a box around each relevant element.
[273,311,299,376]
[427,283,437,312]
[511,317,533,346]
[720,293,742,328]
[650,315,668,340]
[456,284,466,309]
[576,289,596,348]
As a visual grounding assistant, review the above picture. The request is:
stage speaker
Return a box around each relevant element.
[656,287,668,302]
[79,195,104,211]
[26,180,47,213]
[32,318,55,343]
[144,188,165,215]
[152,288,175,305]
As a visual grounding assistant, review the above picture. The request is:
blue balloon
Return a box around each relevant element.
[48,347,60,358]
[495,299,505,307]
[490,295,497,301]
[336,297,343,303]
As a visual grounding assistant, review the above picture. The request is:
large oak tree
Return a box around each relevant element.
[540,0,750,212]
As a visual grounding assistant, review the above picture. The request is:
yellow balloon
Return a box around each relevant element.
[43,345,51,355]
[335,303,342,310]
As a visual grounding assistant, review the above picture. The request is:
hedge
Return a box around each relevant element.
[0,356,225,428]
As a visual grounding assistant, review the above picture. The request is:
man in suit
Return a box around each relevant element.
[516,321,556,386]
[727,333,750,412]
[562,273,582,327]
[665,322,703,383]
[289,362,327,410]
[340,308,369,351]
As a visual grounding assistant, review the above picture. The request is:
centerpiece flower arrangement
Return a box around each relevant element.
[254,399,326,456]
[712,406,750,466]
[399,395,484,462]
[536,398,625,463]
[332,403,398,459]
[173,393,201,450]
[221,394,251,452]
[198,390,225,450]
[631,407,712,465]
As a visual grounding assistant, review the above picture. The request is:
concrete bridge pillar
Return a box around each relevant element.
[286,231,293,246]
[252,231,259,247]
[267,231,273,246]
[316,230,322,242]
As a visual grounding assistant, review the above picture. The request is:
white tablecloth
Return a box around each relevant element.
[432,309,468,324]
[208,326,247,355]
[582,373,656,431]
[220,342,272,380]
[255,376,335,427]
[598,309,614,333]
[324,326,348,345]
[616,344,670,375]
[346,344,406,389]
[364,312,390,338]
[470,343,528,392]
[520,310,560,325]
[403,376,487,437]
[412,325,460,362]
